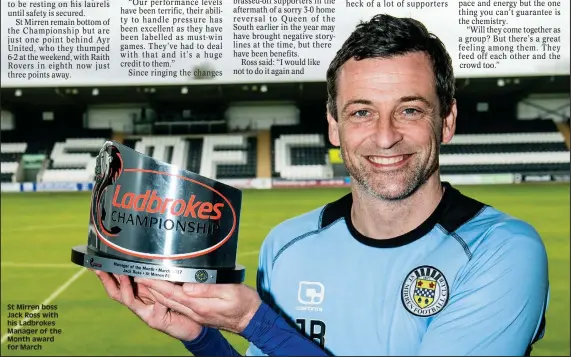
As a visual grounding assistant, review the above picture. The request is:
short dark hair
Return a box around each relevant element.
[326,14,455,120]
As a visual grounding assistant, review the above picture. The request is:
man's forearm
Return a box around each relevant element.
[181,302,328,356]
[181,327,240,356]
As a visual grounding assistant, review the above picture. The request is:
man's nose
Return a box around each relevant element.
[370,117,404,149]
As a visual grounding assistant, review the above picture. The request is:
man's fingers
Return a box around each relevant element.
[118,275,145,314]
[182,282,231,299]
[135,283,157,305]
[147,287,200,321]
[118,275,134,305]
[94,271,122,302]
[135,278,192,306]
[152,300,168,316]
[147,301,169,330]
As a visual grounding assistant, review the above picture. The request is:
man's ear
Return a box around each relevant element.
[327,107,340,147]
[441,99,457,144]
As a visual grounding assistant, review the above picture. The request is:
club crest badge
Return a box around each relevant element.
[401,265,449,317]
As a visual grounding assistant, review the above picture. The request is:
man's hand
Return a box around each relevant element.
[91,269,203,341]
[135,277,262,334]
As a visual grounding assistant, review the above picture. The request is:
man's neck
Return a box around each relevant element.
[350,175,445,240]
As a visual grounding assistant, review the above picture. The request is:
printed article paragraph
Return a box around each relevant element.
[2,0,569,85]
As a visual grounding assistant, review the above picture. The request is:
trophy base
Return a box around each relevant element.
[71,245,245,284]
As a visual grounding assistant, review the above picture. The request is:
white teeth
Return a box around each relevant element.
[368,155,405,165]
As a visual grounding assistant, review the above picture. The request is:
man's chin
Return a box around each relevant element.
[362,177,420,201]
[370,188,413,201]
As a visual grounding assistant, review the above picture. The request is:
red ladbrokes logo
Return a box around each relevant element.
[112,184,224,220]
[92,167,238,261]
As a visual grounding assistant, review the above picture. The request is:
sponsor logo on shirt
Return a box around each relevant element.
[296,281,324,312]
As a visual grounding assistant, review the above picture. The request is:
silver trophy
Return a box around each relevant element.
[71,141,245,284]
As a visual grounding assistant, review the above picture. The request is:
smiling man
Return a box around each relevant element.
[94,14,550,356]
[241,14,549,355]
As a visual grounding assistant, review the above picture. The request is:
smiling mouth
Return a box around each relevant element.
[366,154,412,166]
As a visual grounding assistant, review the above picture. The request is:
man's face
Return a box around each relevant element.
[327,52,456,201]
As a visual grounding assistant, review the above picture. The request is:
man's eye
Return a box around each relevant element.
[403,108,421,116]
[352,110,370,117]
